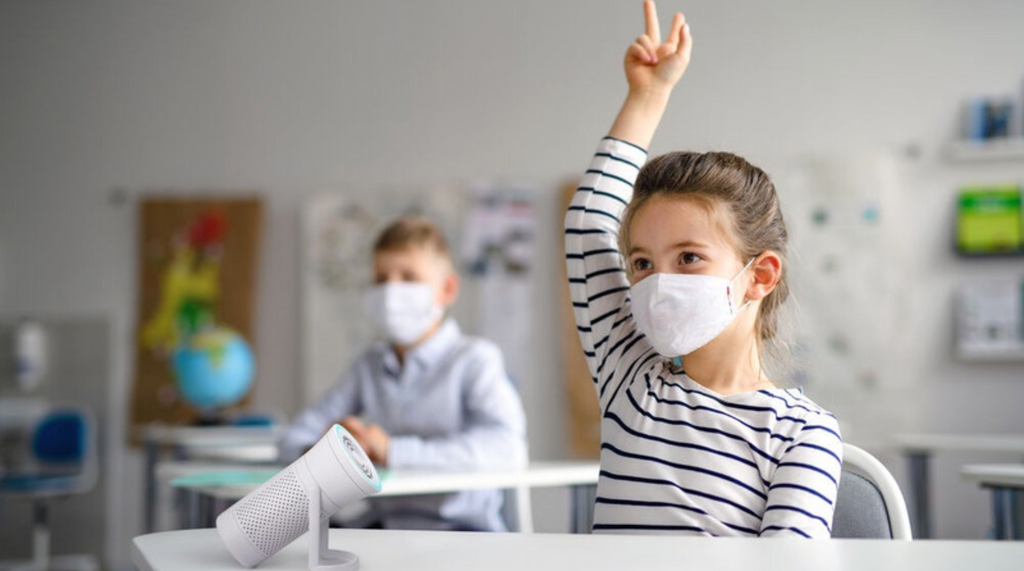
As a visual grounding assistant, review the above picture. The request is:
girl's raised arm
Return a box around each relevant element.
[564,2,694,406]
[608,0,693,149]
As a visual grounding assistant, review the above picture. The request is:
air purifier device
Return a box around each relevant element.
[216,424,382,570]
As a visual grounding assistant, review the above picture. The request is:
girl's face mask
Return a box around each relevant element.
[630,258,754,358]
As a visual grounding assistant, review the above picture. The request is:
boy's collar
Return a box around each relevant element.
[383,317,460,373]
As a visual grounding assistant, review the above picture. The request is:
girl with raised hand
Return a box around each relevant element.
[565,1,842,538]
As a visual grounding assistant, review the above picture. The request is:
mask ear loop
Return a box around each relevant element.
[726,257,758,313]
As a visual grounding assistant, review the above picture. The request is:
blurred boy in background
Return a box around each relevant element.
[280,215,528,531]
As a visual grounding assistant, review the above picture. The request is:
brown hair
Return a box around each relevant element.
[619,151,790,350]
[373,215,451,261]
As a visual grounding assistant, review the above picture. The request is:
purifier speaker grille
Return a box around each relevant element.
[217,425,380,569]
[234,467,325,556]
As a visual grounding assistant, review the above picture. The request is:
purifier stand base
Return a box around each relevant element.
[308,486,359,571]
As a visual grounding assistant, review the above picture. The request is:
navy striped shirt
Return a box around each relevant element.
[565,137,842,538]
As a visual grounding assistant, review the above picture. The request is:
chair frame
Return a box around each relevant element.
[0,401,100,571]
[841,443,913,540]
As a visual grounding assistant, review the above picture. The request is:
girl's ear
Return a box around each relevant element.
[745,251,782,302]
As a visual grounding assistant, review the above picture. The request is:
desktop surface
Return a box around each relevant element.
[166,460,599,499]
[134,528,1024,571]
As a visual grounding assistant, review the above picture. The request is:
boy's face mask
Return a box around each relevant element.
[364,281,443,346]
[630,258,755,358]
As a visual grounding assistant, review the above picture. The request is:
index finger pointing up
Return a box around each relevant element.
[644,0,661,45]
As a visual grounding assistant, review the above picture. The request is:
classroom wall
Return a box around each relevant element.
[2,1,1024,567]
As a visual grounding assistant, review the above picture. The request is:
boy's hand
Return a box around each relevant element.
[625,1,692,97]
[340,416,390,466]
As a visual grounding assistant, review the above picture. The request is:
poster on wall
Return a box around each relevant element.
[955,185,1022,255]
[956,280,1024,360]
[774,150,913,445]
[460,184,538,395]
[130,196,263,440]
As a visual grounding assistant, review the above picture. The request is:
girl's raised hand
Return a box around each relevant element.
[608,1,692,147]
[625,1,692,96]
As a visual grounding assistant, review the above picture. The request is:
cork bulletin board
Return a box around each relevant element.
[129,196,263,442]
[561,182,601,458]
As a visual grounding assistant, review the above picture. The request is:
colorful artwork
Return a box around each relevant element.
[142,210,225,352]
[131,197,263,436]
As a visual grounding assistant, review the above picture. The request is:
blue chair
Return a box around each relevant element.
[0,402,99,571]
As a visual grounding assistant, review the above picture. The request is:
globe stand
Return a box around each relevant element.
[191,405,231,427]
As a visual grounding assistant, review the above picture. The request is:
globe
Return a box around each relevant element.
[172,327,255,410]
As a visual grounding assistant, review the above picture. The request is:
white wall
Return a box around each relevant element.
[2,1,1024,566]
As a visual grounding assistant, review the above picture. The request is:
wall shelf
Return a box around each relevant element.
[957,346,1024,363]
[955,249,1024,259]
[946,137,1024,162]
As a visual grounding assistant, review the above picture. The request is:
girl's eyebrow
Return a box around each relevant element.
[670,240,711,250]
[626,244,649,257]
[628,239,711,258]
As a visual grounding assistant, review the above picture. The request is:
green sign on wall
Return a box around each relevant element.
[956,185,1023,254]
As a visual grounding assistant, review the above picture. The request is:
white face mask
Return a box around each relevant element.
[631,258,755,358]
[364,282,444,346]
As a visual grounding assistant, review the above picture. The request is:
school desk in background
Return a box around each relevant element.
[156,460,599,534]
[141,421,283,533]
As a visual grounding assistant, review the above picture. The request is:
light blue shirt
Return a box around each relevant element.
[280,318,528,531]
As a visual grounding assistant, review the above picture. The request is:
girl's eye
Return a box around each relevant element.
[632,258,653,272]
[680,252,702,265]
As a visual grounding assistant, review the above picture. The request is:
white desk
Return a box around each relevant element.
[894,432,1024,538]
[134,528,1024,571]
[962,463,1024,540]
[141,424,283,532]
[160,460,600,533]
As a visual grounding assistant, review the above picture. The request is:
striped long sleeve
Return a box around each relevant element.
[565,138,843,538]
[564,137,649,412]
